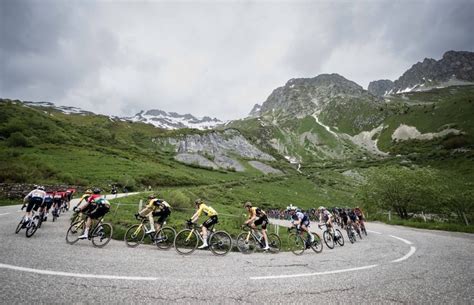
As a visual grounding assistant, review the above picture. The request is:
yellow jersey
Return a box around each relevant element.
[248,207,266,219]
[146,199,171,211]
[196,204,217,217]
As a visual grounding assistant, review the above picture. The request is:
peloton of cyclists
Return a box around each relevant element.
[243,201,270,250]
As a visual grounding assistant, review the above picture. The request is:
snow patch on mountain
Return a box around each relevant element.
[127,109,223,130]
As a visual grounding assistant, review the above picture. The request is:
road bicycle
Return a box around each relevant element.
[66,215,113,248]
[174,221,232,256]
[359,220,367,236]
[318,223,344,249]
[15,209,44,238]
[287,227,324,255]
[124,215,176,250]
[236,224,281,254]
[346,222,357,244]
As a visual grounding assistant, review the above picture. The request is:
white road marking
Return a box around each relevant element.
[250,264,379,280]
[391,246,417,263]
[367,230,382,235]
[0,263,158,281]
[0,213,10,216]
[389,235,413,245]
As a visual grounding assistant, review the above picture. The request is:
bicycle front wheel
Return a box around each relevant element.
[174,229,198,255]
[267,233,281,254]
[25,222,38,238]
[209,231,232,256]
[323,231,335,249]
[335,229,345,246]
[288,233,305,255]
[15,218,24,234]
[124,224,145,247]
[310,232,323,253]
[66,221,85,244]
[236,232,257,254]
[91,223,113,248]
[155,227,176,250]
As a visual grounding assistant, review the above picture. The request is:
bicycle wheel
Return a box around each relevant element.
[174,229,198,255]
[335,229,344,246]
[124,224,145,247]
[347,229,355,244]
[92,223,113,248]
[310,232,323,253]
[70,212,81,225]
[288,233,305,255]
[66,221,85,244]
[209,231,232,256]
[323,231,335,249]
[267,233,281,254]
[25,222,38,238]
[155,227,176,250]
[236,232,257,254]
[15,218,24,234]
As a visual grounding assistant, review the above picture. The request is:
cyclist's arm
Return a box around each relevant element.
[245,209,257,225]
[191,207,202,223]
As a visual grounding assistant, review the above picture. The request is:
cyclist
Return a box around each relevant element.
[73,189,93,210]
[243,201,270,250]
[135,195,171,234]
[354,206,365,225]
[22,186,46,225]
[288,206,314,245]
[75,190,110,239]
[43,191,54,221]
[65,188,76,210]
[189,199,218,249]
[318,206,334,228]
[52,190,65,217]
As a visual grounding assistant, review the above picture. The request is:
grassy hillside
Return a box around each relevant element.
[377,85,474,154]
[0,100,282,191]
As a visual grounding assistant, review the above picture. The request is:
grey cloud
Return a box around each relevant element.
[1,0,473,120]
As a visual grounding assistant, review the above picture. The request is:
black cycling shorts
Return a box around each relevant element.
[26,197,43,213]
[203,215,218,229]
[153,208,171,225]
[254,215,269,230]
[44,199,53,210]
[89,205,110,219]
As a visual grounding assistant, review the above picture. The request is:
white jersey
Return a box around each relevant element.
[24,189,46,201]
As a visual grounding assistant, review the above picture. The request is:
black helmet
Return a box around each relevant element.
[93,188,101,194]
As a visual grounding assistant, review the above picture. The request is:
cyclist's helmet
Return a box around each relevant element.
[38,186,45,191]
[244,202,252,208]
[85,189,93,194]
[194,198,203,205]
[93,188,101,194]
[318,206,325,211]
[148,194,156,200]
[286,206,296,212]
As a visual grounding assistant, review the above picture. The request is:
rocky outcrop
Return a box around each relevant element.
[166,129,275,161]
[248,104,262,117]
[368,80,395,96]
[160,129,276,172]
[391,124,462,141]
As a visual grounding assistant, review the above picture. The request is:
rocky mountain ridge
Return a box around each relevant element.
[368,50,474,96]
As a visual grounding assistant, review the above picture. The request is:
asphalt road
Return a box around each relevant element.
[0,197,473,304]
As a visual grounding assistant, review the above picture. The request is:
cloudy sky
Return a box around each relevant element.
[1,0,473,120]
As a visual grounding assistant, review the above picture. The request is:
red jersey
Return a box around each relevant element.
[87,194,102,203]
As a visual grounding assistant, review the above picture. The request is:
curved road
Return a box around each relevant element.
[0,198,473,304]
